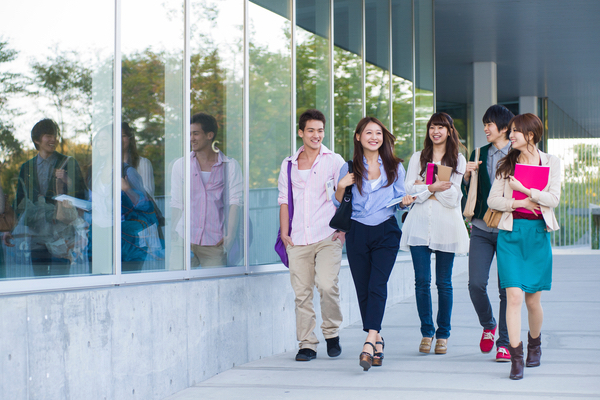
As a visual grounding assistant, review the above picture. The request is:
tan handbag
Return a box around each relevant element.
[483,207,502,229]
[0,195,16,232]
[463,147,480,221]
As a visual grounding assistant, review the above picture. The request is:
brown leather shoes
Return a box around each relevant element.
[526,332,542,367]
[419,337,433,353]
[508,342,524,380]
[434,339,448,354]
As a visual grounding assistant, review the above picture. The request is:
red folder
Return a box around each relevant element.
[513,164,549,214]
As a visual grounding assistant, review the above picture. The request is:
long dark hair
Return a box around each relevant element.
[352,117,402,195]
[419,112,464,177]
[122,122,140,168]
[496,113,543,179]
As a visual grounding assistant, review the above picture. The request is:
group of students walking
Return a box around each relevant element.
[278,105,561,380]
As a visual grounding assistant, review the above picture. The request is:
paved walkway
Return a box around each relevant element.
[166,253,600,400]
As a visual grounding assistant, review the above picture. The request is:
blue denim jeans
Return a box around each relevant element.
[410,246,455,339]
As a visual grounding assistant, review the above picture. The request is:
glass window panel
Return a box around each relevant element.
[121,0,184,272]
[365,0,390,126]
[0,0,114,279]
[185,1,245,269]
[414,0,434,148]
[248,1,292,266]
[296,0,331,149]
[334,0,363,161]
[392,0,414,165]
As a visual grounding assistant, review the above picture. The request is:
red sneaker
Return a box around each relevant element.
[480,326,497,353]
[495,346,511,362]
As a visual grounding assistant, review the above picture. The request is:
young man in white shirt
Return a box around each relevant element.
[278,109,346,361]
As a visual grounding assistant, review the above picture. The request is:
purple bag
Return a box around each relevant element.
[274,161,293,267]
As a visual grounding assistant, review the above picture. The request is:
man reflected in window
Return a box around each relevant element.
[170,113,243,268]
[3,119,87,276]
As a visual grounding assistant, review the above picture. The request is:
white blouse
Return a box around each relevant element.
[400,151,469,254]
[136,157,155,198]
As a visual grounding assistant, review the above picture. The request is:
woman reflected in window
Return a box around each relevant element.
[122,122,155,198]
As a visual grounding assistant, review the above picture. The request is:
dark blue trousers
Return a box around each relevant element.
[346,217,401,332]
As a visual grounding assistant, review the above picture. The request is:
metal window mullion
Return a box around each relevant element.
[184,0,192,274]
[243,0,250,271]
[432,0,436,112]
[291,0,297,152]
[411,0,416,153]
[362,0,366,117]
[114,0,122,278]
[329,0,335,151]
[388,0,393,133]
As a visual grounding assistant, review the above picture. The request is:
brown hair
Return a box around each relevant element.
[122,122,140,169]
[352,117,402,195]
[495,113,543,179]
[419,112,465,177]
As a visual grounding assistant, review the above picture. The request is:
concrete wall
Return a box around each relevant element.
[0,255,467,400]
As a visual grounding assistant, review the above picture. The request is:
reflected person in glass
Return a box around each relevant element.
[3,119,88,276]
[122,122,155,198]
[170,113,242,268]
[86,125,163,272]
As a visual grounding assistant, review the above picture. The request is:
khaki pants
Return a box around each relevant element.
[287,234,343,351]
[169,236,226,269]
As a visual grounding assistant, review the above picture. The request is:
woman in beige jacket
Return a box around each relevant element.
[488,113,561,380]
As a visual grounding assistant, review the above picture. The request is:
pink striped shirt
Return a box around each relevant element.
[277,144,345,246]
[170,151,243,245]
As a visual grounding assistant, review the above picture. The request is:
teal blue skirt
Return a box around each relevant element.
[497,219,552,293]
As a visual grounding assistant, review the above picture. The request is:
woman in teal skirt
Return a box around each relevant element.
[488,113,561,380]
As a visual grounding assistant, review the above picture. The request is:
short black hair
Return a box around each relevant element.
[191,113,218,141]
[298,109,326,131]
[31,119,60,150]
[482,105,514,138]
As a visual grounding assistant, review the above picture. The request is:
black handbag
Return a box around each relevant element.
[329,161,353,232]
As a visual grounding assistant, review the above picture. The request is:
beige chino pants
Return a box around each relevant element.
[287,233,343,351]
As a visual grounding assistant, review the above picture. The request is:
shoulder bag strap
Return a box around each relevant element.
[287,160,293,232]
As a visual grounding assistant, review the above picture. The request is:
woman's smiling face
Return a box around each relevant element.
[357,121,384,152]
[428,124,449,145]
[509,125,532,151]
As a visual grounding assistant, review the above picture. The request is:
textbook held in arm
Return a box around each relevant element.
[425,163,452,185]
[513,163,550,214]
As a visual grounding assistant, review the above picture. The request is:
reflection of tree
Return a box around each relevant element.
[366,63,389,125]
[29,48,93,141]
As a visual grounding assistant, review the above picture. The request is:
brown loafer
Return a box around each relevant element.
[419,337,433,353]
[434,339,447,354]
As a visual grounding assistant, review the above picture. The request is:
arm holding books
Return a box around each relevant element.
[435,154,466,209]
[529,155,561,209]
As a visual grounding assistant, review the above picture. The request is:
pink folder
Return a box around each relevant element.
[513,164,549,214]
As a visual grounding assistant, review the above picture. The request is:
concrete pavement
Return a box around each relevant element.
[165,253,600,400]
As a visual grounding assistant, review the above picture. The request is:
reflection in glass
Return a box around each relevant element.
[0,0,114,279]
[365,0,390,126]
[121,0,185,272]
[415,0,434,147]
[296,0,331,149]
[249,1,292,265]
[187,0,245,268]
[170,113,243,268]
[334,0,363,161]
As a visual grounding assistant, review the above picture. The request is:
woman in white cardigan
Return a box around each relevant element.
[488,113,561,380]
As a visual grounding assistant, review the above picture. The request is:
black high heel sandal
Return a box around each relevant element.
[359,342,375,371]
[373,337,385,366]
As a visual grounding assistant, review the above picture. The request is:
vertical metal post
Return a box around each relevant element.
[362,0,366,117]
[184,0,192,274]
[432,0,436,112]
[243,0,250,270]
[114,0,122,277]
[330,0,335,151]
[291,0,297,152]
[412,0,417,153]
[388,0,393,134]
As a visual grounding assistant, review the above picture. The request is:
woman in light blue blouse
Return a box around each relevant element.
[335,116,414,371]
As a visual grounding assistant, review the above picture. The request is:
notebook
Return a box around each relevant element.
[513,163,550,214]
[425,163,452,185]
